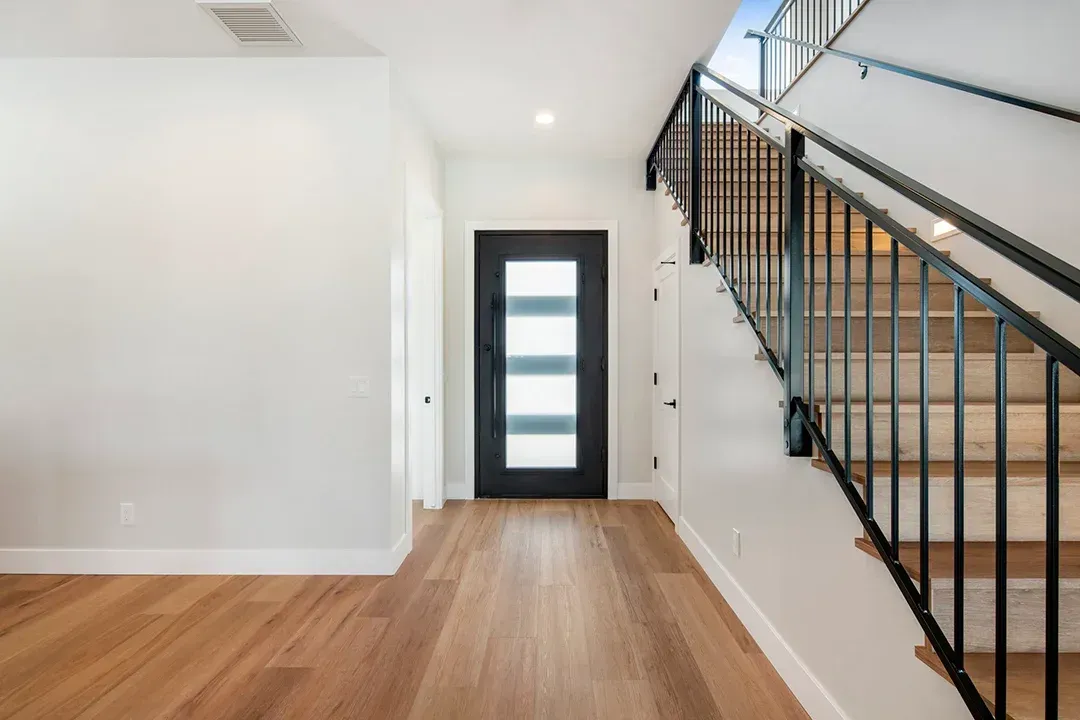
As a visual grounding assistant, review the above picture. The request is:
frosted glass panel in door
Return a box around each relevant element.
[505,260,578,469]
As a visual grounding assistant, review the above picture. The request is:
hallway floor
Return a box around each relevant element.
[0,500,809,719]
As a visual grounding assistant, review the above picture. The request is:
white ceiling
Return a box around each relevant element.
[0,0,739,157]
[0,0,382,57]
[324,0,739,156]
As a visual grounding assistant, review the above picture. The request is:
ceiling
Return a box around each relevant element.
[0,0,382,57]
[0,0,739,157]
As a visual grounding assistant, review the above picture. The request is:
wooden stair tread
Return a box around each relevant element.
[806,352,1039,360]
[915,643,1080,720]
[763,309,1005,319]
[839,402,1078,414]
[812,458,1080,483]
[853,536,1080,580]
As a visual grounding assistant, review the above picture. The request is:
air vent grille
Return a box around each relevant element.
[199,2,301,46]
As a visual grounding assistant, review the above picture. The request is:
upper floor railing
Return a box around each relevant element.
[755,0,866,102]
[746,28,1080,125]
[646,62,1080,720]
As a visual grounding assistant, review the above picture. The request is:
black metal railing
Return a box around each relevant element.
[646,64,1080,720]
[746,29,1080,125]
[754,0,866,102]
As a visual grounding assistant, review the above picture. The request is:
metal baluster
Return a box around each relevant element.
[920,260,930,609]
[954,285,966,663]
[756,133,762,325]
[723,114,729,280]
[779,153,785,368]
[767,146,773,349]
[891,238,900,560]
[706,105,713,260]
[865,218,874,518]
[1047,354,1060,720]
[844,205,852,480]
[825,190,833,444]
[729,115,735,286]
[739,126,745,301]
[994,316,1007,719]
[809,179,816,414]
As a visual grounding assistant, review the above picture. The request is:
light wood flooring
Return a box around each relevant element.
[0,500,809,719]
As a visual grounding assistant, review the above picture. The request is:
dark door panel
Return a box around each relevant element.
[475,231,607,498]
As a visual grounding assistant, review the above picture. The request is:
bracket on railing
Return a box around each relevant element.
[858,62,869,80]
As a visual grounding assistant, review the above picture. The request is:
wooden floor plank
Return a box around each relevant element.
[0,500,809,720]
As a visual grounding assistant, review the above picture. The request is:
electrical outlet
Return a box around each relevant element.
[348,376,371,398]
[732,529,741,558]
[120,503,135,526]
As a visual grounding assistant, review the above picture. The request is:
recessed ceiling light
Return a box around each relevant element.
[535,111,555,126]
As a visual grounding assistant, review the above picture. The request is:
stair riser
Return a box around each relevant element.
[749,256,949,282]
[714,228,894,244]
[831,410,1080,462]
[932,581,1080,652]
[805,356,1080,403]
[863,483,1080,542]
[715,214,883,233]
[704,185,846,199]
[800,316,1033,354]
[736,279,966,312]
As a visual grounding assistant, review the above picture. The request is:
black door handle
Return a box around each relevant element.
[663,399,677,409]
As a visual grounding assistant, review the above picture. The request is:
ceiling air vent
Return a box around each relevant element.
[198,1,301,46]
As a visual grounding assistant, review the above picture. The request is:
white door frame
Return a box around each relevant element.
[406,205,446,512]
[459,220,620,499]
[653,246,680,520]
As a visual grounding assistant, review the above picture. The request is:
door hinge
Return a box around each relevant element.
[653,372,657,386]
[654,288,658,301]
[653,456,658,470]
[601,357,606,372]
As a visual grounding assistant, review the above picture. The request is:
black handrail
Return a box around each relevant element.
[746,29,1080,125]
[688,62,1080,308]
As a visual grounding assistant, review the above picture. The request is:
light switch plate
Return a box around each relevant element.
[732,529,741,558]
[349,376,371,398]
[120,503,135,526]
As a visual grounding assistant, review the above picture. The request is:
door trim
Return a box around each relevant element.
[458,220,620,500]
[653,246,681,520]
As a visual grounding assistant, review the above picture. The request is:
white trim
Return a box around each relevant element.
[652,245,680,522]
[0,536,414,576]
[678,517,851,720]
[461,220,620,499]
[615,482,654,500]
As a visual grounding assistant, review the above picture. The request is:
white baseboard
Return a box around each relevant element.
[678,518,850,720]
[0,537,414,576]
[446,482,650,501]
[616,482,654,500]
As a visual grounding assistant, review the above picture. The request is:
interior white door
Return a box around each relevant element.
[406,211,445,510]
[653,252,679,522]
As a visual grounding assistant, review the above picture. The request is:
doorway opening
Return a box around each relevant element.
[474,231,608,498]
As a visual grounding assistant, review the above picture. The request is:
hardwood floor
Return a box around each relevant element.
[0,500,809,719]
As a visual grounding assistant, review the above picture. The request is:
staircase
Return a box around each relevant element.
[648,64,1080,720]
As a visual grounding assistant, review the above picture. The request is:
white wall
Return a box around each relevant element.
[0,57,403,572]
[659,188,970,719]
[764,0,1080,341]
[443,156,654,499]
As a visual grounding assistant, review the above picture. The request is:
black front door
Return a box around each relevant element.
[475,231,607,498]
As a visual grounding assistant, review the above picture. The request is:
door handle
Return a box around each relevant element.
[491,292,499,439]
[663,399,677,409]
